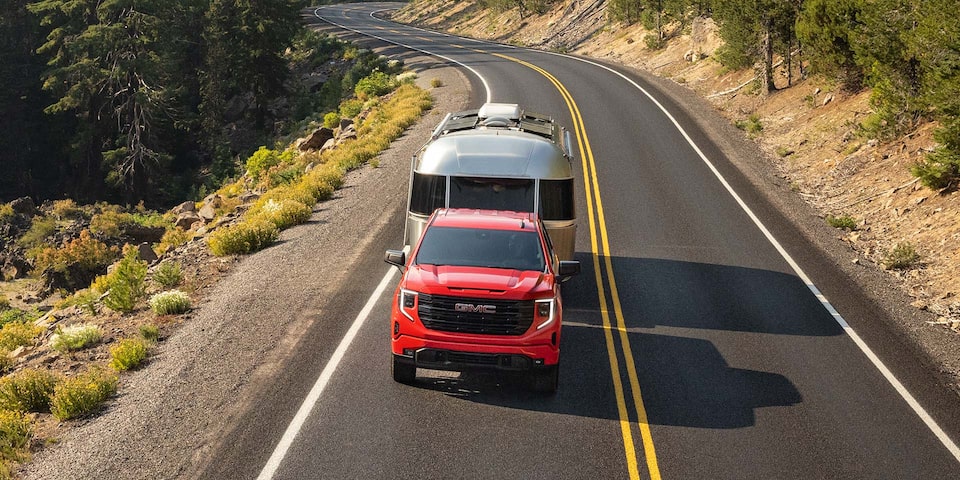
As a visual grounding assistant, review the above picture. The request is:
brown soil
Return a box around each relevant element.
[392,0,960,335]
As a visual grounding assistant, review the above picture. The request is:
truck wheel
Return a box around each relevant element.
[392,355,416,384]
[530,364,559,394]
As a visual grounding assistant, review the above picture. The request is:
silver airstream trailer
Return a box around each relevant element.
[404,103,577,260]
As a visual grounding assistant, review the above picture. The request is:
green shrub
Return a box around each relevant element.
[735,114,763,135]
[51,199,83,220]
[139,324,159,343]
[153,261,182,288]
[0,322,40,351]
[0,309,39,329]
[323,111,341,128]
[776,146,795,157]
[340,99,364,118]
[0,409,32,464]
[256,199,312,230]
[0,296,7,311]
[91,246,147,313]
[430,78,443,88]
[396,71,417,84]
[56,289,99,316]
[110,338,149,372]
[208,218,279,256]
[911,147,960,190]
[49,323,102,352]
[355,70,395,100]
[50,368,117,421]
[156,227,189,255]
[148,290,191,315]
[826,214,858,231]
[0,204,13,222]
[0,369,59,412]
[246,147,295,181]
[29,229,120,284]
[883,242,920,270]
[17,216,57,249]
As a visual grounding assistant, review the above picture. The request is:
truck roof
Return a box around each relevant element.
[430,208,540,232]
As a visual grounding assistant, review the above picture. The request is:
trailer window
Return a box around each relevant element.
[449,177,535,212]
[410,173,446,215]
[539,179,575,220]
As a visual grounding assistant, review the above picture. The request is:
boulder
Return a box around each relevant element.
[198,203,217,222]
[175,212,203,230]
[321,138,337,152]
[299,127,335,151]
[137,242,158,264]
[339,118,355,130]
[202,194,222,209]
[171,201,196,215]
[9,197,36,216]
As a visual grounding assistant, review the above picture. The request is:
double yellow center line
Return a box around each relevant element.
[473,47,662,479]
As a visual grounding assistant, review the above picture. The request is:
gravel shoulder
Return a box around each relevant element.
[20,51,471,480]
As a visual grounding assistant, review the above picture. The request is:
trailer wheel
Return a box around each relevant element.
[530,364,559,394]
[392,355,416,384]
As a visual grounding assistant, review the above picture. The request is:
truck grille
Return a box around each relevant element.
[417,294,534,335]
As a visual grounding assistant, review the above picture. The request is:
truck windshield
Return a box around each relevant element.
[415,226,545,272]
[448,177,535,213]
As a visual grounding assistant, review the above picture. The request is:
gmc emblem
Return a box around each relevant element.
[455,303,496,314]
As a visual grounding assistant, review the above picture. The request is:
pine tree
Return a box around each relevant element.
[796,0,862,90]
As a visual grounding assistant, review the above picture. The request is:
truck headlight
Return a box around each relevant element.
[535,298,555,330]
[399,289,418,322]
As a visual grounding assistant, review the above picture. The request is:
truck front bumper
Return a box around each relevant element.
[393,335,559,371]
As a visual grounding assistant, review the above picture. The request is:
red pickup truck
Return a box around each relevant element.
[384,208,579,393]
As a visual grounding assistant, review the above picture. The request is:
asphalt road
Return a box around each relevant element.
[199,4,960,479]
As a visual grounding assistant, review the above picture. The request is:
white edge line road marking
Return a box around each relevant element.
[256,268,397,480]
[313,6,492,104]
[344,4,960,462]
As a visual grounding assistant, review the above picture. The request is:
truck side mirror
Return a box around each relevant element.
[384,250,406,270]
[557,260,580,282]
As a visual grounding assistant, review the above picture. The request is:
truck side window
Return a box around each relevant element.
[539,179,575,220]
[410,173,446,215]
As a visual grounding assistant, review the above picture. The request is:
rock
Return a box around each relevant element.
[1,252,30,281]
[198,203,217,222]
[321,138,337,152]
[9,197,36,216]
[137,242,159,264]
[339,118,354,130]
[299,127,335,151]
[867,139,878,147]
[175,212,203,230]
[304,162,316,173]
[813,87,821,95]
[171,201,196,215]
[8,346,26,359]
[202,194,222,209]
[124,224,167,243]
[239,192,260,204]
[822,94,834,106]
[910,300,928,310]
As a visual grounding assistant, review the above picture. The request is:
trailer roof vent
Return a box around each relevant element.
[478,103,522,120]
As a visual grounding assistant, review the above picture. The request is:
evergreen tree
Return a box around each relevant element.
[0,0,66,201]
[796,0,862,90]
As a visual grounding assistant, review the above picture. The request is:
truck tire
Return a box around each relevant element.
[392,355,416,384]
[530,364,559,394]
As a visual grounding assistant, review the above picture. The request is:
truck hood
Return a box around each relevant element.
[403,264,550,297]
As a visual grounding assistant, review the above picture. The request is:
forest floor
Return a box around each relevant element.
[392,0,960,373]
